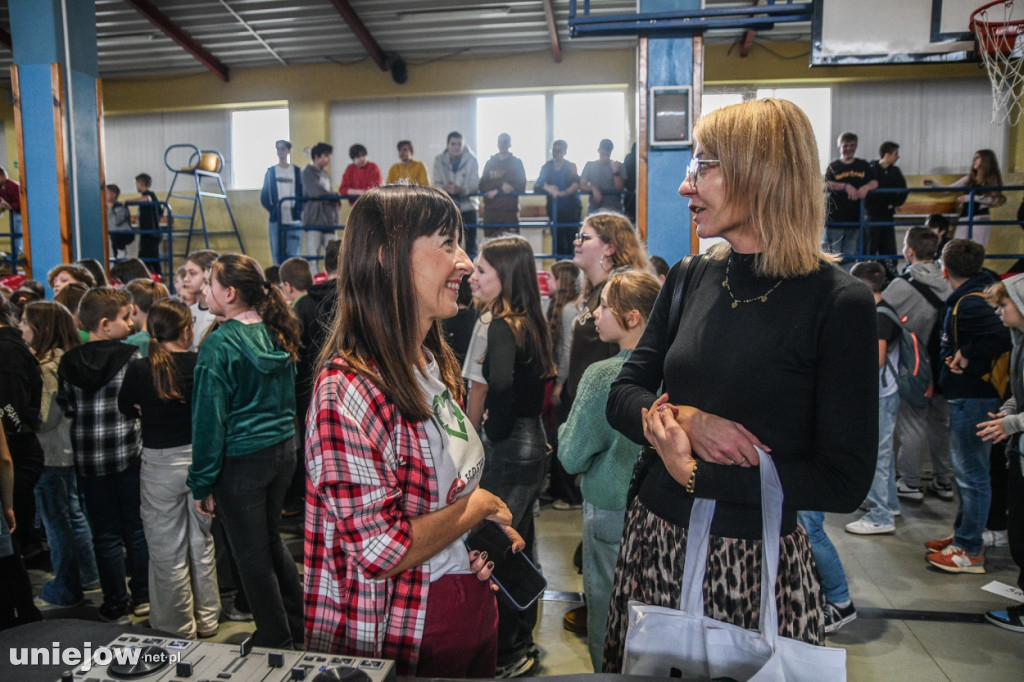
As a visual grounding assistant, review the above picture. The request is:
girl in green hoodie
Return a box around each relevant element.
[187,253,303,649]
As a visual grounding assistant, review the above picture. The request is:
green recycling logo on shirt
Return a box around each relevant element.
[433,389,469,442]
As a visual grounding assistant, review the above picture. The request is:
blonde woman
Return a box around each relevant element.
[604,99,878,669]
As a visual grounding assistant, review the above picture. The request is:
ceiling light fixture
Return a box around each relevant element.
[396,5,513,22]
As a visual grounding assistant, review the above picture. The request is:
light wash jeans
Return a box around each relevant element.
[955,218,991,250]
[948,397,1000,555]
[797,510,850,605]
[268,220,303,265]
[304,228,336,265]
[583,501,625,671]
[896,395,953,487]
[864,391,901,526]
[823,226,860,266]
[141,445,220,637]
[34,466,99,605]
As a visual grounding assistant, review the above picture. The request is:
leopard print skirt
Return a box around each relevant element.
[602,498,824,673]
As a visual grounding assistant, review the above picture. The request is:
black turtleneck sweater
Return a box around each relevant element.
[607,251,878,539]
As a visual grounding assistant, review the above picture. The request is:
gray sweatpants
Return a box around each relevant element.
[140,445,220,637]
[896,395,953,487]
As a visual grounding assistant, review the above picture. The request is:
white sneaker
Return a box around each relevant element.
[845,518,896,535]
[983,529,1009,547]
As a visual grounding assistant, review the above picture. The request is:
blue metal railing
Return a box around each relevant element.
[827,185,1024,264]
[274,189,633,264]
[0,212,22,275]
[111,200,177,275]
[568,0,813,38]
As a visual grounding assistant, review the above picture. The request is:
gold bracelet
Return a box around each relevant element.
[685,460,698,494]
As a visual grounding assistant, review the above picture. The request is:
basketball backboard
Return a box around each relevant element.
[811,0,981,65]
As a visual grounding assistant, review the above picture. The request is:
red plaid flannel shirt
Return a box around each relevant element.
[304,360,436,674]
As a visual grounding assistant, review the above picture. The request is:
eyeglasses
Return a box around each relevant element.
[574,232,594,243]
[686,156,720,188]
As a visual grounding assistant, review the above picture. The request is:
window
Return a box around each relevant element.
[230,108,289,189]
[475,95,546,179]
[553,92,627,165]
[700,92,744,119]
[756,87,832,172]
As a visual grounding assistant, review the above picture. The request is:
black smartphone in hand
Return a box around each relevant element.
[465,521,547,610]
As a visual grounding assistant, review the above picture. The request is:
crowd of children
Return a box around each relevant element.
[1,205,1022,675]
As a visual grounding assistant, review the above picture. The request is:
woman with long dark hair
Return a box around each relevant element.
[305,184,519,677]
[924,148,1006,249]
[187,254,303,648]
[469,235,555,676]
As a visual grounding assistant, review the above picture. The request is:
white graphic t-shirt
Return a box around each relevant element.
[275,164,300,225]
[461,311,492,385]
[417,354,485,581]
[190,302,216,351]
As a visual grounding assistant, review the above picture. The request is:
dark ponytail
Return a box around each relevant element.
[212,254,300,361]
[147,299,193,403]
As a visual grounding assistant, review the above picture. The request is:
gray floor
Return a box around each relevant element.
[531,496,1024,680]
[29,492,1023,680]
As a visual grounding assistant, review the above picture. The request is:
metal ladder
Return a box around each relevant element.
[163,144,245,265]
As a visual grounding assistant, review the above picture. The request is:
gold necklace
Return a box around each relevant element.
[721,258,782,309]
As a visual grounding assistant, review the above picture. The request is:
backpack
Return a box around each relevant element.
[897,273,945,381]
[952,292,1012,399]
[878,305,933,410]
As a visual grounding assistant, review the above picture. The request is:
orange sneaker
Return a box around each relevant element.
[927,545,985,574]
[924,535,954,553]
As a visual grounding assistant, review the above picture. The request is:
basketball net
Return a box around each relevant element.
[972,0,1024,125]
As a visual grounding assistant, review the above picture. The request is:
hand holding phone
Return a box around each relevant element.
[465,521,547,610]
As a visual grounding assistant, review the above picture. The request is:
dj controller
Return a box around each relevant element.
[55,633,397,682]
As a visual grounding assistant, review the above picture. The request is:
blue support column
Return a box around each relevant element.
[642,0,700,265]
[10,0,102,289]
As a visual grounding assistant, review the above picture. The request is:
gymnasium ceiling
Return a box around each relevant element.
[0,1,812,81]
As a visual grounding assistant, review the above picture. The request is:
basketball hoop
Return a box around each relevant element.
[971,0,1024,124]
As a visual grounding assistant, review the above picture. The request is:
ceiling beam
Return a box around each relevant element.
[0,28,11,51]
[122,0,230,82]
[328,0,388,71]
[542,0,563,63]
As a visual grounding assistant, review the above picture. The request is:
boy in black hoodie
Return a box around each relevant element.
[926,239,1013,574]
[58,287,148,623]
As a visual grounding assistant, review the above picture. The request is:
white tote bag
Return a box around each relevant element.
[622,451,846,681]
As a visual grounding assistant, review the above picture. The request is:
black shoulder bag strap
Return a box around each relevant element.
[625,253,709,507]
[899,272,945,310]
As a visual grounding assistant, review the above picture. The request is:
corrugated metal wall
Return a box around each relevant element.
[831,79,1006,175]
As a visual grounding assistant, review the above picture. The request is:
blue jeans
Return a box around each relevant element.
[268,220,302,265]
[864,391,901,526]
[797,511,850,605]
[462,209,479,257]
[34,466,99,605]
[823,226,860,266]
[10,212,21,257]
[214,438,303,648]
[948,398,1000,555]
[480,417,547,665]
[78,460,149,608]
[583,501,625,671]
